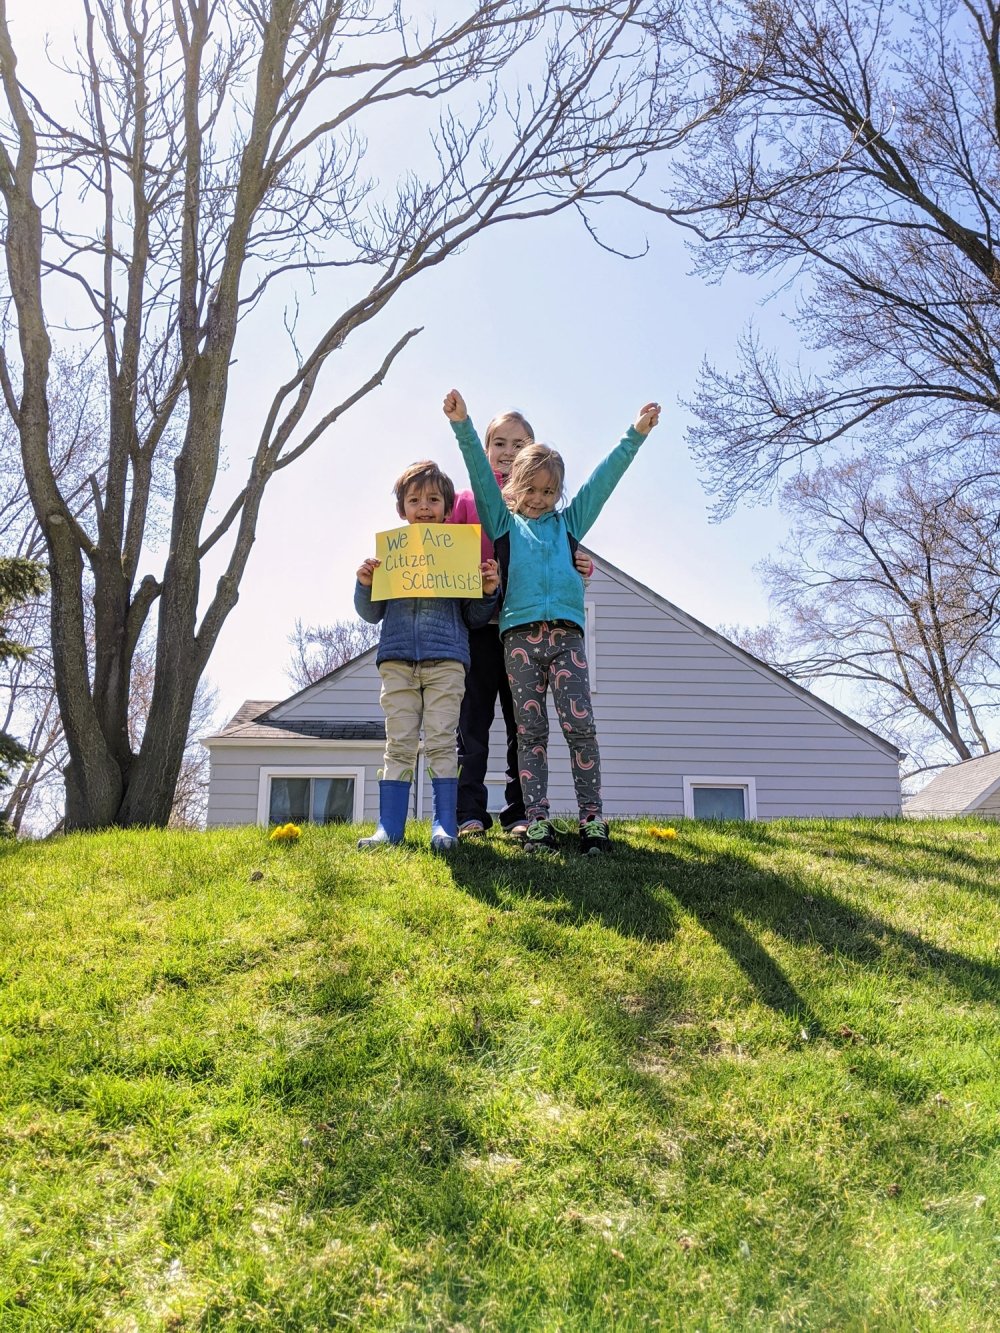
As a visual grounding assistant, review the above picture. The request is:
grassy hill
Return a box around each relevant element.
[1,817,998,1330]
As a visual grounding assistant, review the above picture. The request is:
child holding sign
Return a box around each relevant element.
[355,460,500,852]
[443,391,660,855]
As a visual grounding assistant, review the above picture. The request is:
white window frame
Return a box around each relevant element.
[257,766,366,826]
[683,776,758,820]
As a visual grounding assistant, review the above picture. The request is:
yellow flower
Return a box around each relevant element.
[649,826,678,840]
[269,822,302,842]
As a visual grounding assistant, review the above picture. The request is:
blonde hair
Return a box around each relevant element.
[502,443,565,514]
[484,409,534,451]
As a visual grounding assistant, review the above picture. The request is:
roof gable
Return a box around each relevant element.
[266,647,380,720]
[588,551,902,760]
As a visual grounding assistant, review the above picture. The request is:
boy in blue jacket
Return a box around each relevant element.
[355,459,499,851]
[443,391,660,855]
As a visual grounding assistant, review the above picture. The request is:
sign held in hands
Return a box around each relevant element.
[372,523,483,600]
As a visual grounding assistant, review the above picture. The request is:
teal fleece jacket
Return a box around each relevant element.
[450,417,645,634]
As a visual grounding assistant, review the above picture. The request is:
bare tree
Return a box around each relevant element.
[167,687,216,830]
[0,598,221,835]
[632,0,1000,516]
[722,458,1000,776]
[0,0,693,829]
[287,616,380,689]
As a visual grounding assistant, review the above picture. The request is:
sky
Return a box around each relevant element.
[203,213,785,721]
[8,0,792,728]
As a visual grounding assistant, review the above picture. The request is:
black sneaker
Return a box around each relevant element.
[579,818,611,855]
[522,819,558,852]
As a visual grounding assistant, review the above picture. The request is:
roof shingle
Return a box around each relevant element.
[207,700,384,743]
[904,751,1000,815]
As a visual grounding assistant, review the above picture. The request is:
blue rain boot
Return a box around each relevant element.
[357,778,411,850]
[430,776,459,852]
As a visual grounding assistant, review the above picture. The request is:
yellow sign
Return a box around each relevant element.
[372,523,483,600]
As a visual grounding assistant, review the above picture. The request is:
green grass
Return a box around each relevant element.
[1,817,998,1330]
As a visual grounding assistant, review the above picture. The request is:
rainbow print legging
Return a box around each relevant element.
[503,620,601,822]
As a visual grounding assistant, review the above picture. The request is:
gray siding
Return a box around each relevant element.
[206,742,383,826]
[480,563,899,819]
[270,654,383,723]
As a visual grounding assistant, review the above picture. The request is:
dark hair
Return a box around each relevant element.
[393,460,456,518]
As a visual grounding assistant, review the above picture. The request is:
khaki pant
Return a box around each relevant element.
[378,659,466,780]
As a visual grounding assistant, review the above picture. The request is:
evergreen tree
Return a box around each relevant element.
[1,558,49,796]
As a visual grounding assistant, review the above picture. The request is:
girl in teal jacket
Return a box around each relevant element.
[444,389,660,855]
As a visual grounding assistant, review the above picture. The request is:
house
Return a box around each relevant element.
[902,751,1000,819]
[203,551,903,827]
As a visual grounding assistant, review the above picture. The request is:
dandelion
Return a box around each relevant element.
[269,822,302,842]
[649,826,678,840]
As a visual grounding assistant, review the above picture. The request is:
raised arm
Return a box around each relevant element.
[564,402,660,539]
[443,389,510,542]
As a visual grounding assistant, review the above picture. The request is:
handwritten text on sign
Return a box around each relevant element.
[372,523,483,600]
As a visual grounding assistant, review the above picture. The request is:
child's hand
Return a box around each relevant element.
[443,389,468,422]
[480,558,499,595]
[357,557,380,587]
[573,549,595,582]
[634,401,661,435]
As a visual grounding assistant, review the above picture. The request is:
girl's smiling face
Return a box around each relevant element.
[486,419,532,481]
[519,469,560,519]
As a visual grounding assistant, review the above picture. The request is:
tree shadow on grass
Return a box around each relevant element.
[448,825,1000,1035]
[446,833,828,1030]
[659,834,999,1025]
[720,817,1000,897]
[838,825,1000,895]
[445,834,682,943]
[242,826,1000,1307]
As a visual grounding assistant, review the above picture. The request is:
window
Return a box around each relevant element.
[257,767,364,825]
[683,776,757,821]
[692,787,746,819]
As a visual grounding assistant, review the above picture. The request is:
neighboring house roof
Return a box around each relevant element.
[903,751,1000,816]
[205,693,384,744]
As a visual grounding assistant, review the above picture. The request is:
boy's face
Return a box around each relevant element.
[401,480,450,524]
[486,421,531,480]
[519,469,559,519]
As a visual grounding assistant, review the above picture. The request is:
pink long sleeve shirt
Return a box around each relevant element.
[449,474,504,562]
